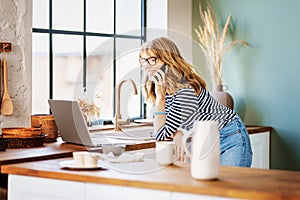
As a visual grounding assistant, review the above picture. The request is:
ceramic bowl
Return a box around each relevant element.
[0,138,9,151]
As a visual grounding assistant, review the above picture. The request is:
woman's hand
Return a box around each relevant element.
[173,131,184,162]
[152,69,166,101]
[173,131,190,162]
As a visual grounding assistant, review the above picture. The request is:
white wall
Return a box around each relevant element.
[0,0,32,128]
[168,0,192,41]
[147,0,193,63]
[145,0,193,118]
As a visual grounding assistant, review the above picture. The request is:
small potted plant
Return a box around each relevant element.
[195,2,249,109]
[78,94,101,127]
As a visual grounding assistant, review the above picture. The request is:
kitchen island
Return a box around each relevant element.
[2,153,300,200]
[0,126,273,200]
[0,138,155,171]
[0,137,155,200]
[0,126,270,170]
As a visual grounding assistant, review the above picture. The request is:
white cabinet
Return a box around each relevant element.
[249,132,270,169]
[8,175,85,200]
[86,183,171,200]
[8,175,239,200]
[172,192,240,200]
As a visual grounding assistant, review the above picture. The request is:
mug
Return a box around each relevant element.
[155,141,176,166]
[83,152,98,167]
[72,151,86,167]
[73,151,98,167]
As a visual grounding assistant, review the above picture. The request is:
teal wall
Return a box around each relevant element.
[192,0,300,171]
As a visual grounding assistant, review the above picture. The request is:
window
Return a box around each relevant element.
[32,0,146,121]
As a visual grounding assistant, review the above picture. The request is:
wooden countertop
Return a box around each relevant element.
[246,126,272,134]
[2,157,299,200]
[0,126,269,170]
[0,139,154,169]
[0,140,86,166]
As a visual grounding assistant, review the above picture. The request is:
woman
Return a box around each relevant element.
[139,37,252,167]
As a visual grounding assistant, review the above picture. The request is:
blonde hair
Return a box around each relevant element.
[140,37,207,103]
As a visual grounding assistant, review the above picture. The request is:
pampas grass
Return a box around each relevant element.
[195,3,249,86]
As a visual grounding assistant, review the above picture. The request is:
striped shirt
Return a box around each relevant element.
[154,88,237,140]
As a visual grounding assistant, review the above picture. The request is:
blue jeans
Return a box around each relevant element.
[220,116,253,167]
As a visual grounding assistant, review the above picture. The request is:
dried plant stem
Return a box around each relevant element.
[195,3,249,86]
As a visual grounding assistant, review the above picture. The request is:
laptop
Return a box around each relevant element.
[48,99,140,147]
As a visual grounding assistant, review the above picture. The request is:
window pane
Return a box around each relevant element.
[116,0,141,35]
[33,0,49,28]
[53,35,83,100]
[32,33,50,114]
[32,0,145,119]
[87,37,114,119]
[116,38,142,118]
[86,0,114,34]
[52,0,83,31]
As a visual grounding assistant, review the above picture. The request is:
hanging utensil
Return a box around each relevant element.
[1,57,13,115]
[0,58,1,113]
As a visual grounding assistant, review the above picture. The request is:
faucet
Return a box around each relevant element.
[114,79,138,131]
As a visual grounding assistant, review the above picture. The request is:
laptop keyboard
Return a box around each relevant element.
[89,127,154,141]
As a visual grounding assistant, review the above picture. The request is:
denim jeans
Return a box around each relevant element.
[219,116,253,167]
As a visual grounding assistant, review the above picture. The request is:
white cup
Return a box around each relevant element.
[73,151,98,167]
[155,141,176,166]
[73,151,86,167]
[83,152,98,167]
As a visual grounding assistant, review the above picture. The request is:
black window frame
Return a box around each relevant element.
[32,0,147,121]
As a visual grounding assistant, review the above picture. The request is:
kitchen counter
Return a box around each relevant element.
[0,126,270,171]
[0,126,276,199]
[0,139,86,167]
[0,137,154,199]
[245,125,272,134]
[2,153,299,200]
[0,138,155,171]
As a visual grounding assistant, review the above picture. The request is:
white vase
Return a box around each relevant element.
[182,121,220,180]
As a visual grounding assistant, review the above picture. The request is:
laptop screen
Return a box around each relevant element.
[48,99,94,146]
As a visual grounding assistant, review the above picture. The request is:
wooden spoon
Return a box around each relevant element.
[1,58,13,115]
[0,58,1,113]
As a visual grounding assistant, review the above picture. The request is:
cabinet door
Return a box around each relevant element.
[249,132,270,169]
[8,175,85,200]
[172,192,239,200]
[86,183,171,200]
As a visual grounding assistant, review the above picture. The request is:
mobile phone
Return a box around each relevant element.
[160,64,167,73]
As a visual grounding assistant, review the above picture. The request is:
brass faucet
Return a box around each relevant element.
[114,79,137,131]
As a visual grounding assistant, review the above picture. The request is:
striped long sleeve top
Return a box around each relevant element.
[154,88,237,140]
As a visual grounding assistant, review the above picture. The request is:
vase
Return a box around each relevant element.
[211,85,234,110]
[182,121,220,180]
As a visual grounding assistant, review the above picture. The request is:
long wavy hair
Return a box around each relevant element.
[140,37,207,103]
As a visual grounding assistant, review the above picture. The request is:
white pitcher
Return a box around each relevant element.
[182,120,220,180]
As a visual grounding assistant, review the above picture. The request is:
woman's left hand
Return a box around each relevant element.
[172,131,189,162]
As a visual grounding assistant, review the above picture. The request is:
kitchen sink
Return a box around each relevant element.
[90,126,154,141]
